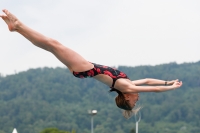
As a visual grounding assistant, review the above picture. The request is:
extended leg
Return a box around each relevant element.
[0,9,93,72]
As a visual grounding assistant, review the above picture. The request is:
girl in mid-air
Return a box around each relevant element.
[0,9,182,119]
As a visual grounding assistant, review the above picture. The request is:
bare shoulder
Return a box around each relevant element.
[115,78,136,93]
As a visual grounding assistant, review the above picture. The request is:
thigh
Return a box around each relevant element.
[52,44,94,72]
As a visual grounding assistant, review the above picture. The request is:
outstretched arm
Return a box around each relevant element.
[126,80,183,93]
[118,79,182,93]
[132,78,178,86]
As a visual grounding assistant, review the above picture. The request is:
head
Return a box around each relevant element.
[110,88,141,119]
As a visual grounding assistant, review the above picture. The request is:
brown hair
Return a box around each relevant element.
[110,88,141,119]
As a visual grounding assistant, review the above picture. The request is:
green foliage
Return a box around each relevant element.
[0,61,200,133]
[130,128,135,133]
[40,128,75,133]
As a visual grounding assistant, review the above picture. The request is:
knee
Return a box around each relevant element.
[45,38,62,52]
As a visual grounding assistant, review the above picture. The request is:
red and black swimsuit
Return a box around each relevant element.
[73,63,129,88]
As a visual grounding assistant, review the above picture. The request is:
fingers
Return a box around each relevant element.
[168,79,178,85]
[2,9,12,18]
[173,80,182,85]
[1,9,6,14]
[2,9,8,14]
[176,81,182,87]
[170,79,179,85]
[179,81,183,86]
[0,9,6,18]
[0,15,7,21]
[1,9,9,17]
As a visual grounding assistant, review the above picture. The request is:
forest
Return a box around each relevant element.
[0,61,200,133]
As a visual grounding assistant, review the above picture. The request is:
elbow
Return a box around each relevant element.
[154,87,161,92]
[145,78,151,84]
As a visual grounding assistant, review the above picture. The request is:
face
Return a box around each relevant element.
[123,93,139,108]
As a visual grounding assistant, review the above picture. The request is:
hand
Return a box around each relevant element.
[171,80,182,90]
[167,79,179,85]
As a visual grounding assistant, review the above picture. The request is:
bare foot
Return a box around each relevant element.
[0,9,21,31]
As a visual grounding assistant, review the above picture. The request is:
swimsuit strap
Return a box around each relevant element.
[111,78,117,88]
[112,78,122,88]
[111,76,129,88]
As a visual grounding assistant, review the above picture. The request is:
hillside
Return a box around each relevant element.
[0,61,200,133]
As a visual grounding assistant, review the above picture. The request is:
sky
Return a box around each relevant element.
[0,0,200,75]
